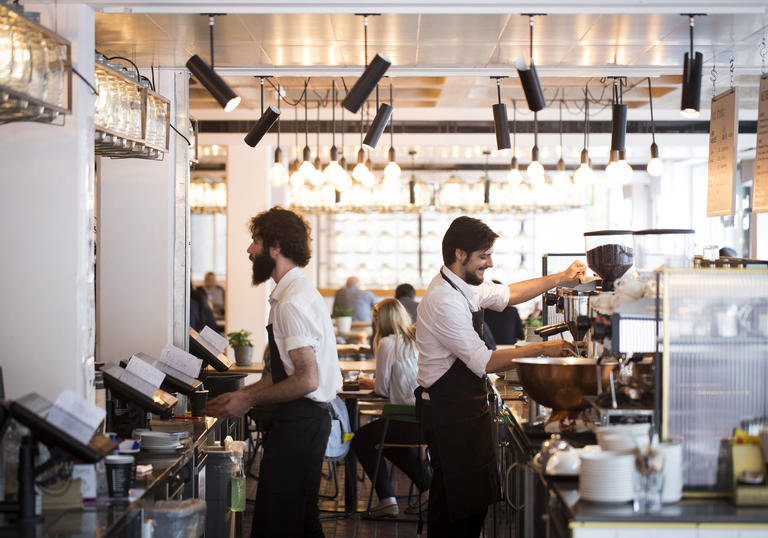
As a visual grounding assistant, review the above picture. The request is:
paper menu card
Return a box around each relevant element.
[159,344,203,379]
[707,88,738,217]
[125,355,166,395]
[45,390,106,446]
[199,326,228,356]
[754,75,768,213]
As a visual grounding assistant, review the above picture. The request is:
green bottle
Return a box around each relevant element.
[230,457,246,512]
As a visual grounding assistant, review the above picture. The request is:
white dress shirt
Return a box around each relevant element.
[269,267,343,402]
[374,334,419,405]
[415,266,510,388]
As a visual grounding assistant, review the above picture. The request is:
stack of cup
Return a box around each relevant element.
[658,441,683,503]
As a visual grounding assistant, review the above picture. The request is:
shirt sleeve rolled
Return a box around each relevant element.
[423,299,491,378]
[274,301,321,353]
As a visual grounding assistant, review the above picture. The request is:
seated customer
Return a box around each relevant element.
[333,276,377,322]
[394,283,418,324]
[484,280,525,345]
[353,299,431,517]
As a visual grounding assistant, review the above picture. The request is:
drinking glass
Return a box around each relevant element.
[0,13,12,86]
[633,468,664,513]
[43,41,64,107]
[9,23,31,92]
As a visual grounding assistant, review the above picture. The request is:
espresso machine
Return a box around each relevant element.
[535,231,655,424]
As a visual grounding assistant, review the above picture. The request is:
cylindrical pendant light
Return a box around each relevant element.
[492,77,511,154]
[245,77,281,147]
[680,15,704,118]
[342,17,391,113]
[647,77,664,177]
[610,79,627,153]
[186,16,240,112]
[362,85,392,150]
[516,15,546,112]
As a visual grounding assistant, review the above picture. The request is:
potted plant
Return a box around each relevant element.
[524,315,543,342]
[332,306,355,334]
[227,330,254,366]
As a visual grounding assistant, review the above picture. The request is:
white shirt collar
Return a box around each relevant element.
[269,266,303,304]
[440,265,475,304]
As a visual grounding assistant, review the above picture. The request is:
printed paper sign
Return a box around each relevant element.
[46,390,106,446]
[199,326,228,356]
[707,88,738,217]
[754,75,768,213]
[126,355,166,392]
[160,344,203,379]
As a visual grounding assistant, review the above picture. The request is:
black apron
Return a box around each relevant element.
[416,271,501,521]
[253,325,329,538]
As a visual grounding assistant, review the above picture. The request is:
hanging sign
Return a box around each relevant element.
[707,88,738,217]
[754,74,768,213]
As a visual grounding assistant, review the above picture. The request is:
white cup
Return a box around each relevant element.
[657,442,683,503]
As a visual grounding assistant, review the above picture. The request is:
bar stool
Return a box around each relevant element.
[366,404,428,519]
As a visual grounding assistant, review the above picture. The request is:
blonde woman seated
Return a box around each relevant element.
[353,298,432,518]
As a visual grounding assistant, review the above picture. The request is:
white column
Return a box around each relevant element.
[0,4,95,401]
[96,69,186,363]
[212,134,272,361]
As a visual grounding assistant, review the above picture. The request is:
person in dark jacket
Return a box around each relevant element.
[483,280,525,345]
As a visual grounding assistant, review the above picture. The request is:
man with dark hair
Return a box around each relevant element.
[205,206,342,538]
[395,282,418,324]
[333,276,377,322]
[416,216,585,537]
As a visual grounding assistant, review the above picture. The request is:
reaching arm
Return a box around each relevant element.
[204,346,319,420]
[507,260,586,305]
[485,340,577,373]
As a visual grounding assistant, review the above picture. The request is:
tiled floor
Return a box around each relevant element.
[241,450,513,537]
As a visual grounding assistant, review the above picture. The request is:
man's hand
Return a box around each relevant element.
[561,260,586,282]
[530,339,577,357]
[204,390,253,420]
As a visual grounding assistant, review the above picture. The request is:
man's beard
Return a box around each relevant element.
[251,251,276,285]
[463,260,484,286]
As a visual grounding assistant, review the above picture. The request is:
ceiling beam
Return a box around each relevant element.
[198,119,758,135]
[87,1,768,15]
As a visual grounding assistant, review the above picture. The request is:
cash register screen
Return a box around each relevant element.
[10,393,115,462]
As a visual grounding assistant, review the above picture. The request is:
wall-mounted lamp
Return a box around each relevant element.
[186,15,240,112]
[244,77,280,147]
[516,14,547,112]
[680,14,704,118]
[342,15,391,113]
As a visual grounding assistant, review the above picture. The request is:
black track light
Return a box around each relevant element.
[187,55,240,112]
[342,16,391,113]
[516,15,546,112]
[491,77,511,154]
[186,16,240,112]
[681,15,704,118]
[343,54,391,114]
[609,79,627,153]
[244,78,280,147]
[362,85,392,150]
[244,105,280,147]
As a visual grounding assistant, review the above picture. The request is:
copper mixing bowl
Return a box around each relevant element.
[512,357,615,411]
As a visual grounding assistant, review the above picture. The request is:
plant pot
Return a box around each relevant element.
[234,345,253,366]
[335,316,352,334]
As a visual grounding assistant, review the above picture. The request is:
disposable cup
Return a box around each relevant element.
[105,454,134,498]
[189,390,209,417]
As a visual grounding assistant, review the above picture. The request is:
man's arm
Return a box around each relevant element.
[485,340,576,374]
[507,260,586,305]
[204,346,319,420]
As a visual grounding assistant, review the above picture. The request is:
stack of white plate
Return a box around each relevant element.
[140,431,182,453]
[579,450,635,503]
[595,424,651,452]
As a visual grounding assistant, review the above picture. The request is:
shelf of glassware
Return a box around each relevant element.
[320,211,536,289]
[0,4,71,122]
[93,61,170,160]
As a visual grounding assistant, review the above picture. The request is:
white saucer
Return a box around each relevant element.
[142,444,183,453]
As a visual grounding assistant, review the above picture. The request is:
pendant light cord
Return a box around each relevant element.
[316,98,320,156]
[259,77,264,115]
[304,79,309,148]
[331,80,336,148]
[689,16,694,59]
[529,16,534,63]
[512,100,517,153]
[364,16,369,65]
[389,82,394,147]
[558,100,563,157]
[647,77,656,145]
[276,83,281,147]
[496,77,502,104]
[583,86,590,150]
[209,15,215,68]
[534,110,538,147]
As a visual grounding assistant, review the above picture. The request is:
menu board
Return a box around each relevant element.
[754,74,768,213]
[707,88,738,217]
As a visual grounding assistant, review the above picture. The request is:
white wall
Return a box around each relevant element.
[0,5,95,401]
[97,70,181,363]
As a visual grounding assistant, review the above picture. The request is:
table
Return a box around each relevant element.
[337,389,388,515]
